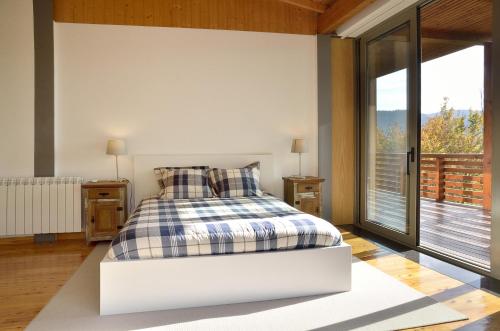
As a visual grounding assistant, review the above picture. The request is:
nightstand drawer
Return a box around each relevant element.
[298,196,320,216]
[297,183,319,193]
[88,188,121,200]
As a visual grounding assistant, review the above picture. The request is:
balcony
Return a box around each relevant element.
[420,154,490,208]
[372,153,491,268]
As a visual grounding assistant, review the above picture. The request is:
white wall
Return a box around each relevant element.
[0,0,34,176]
[54,23,318,197]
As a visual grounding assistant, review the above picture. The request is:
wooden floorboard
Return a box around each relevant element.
[0,230,498,330]
[420,198,491,268]
[420,223,490,245]
[368,190,491,268]
[339,227,500,331]
[0,236,94,331]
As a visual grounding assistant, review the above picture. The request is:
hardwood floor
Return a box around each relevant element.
[342,227,500,330]
[0,230,499,330]
[0,235,94,331]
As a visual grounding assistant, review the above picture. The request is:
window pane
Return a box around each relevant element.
[419,0,492,268]
[366,24,410,233]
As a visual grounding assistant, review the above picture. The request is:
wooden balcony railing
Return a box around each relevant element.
[375,153,490,210]
[375,152,407,193]
[420,153,486,207]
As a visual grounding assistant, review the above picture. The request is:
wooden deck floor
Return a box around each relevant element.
[368,190,491,268]
[420,198,491,268]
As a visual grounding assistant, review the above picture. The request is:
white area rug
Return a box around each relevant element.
[27,244,466,331]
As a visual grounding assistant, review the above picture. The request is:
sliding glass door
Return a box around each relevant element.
[418,0,492,269]
[359,10,418,245]
[358,0,493,272]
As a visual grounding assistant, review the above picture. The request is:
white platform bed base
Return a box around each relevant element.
[100,243,352,315]
[100,154,351,316]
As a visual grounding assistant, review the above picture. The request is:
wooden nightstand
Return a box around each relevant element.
[283,176,324,217]
[82,181,128,243]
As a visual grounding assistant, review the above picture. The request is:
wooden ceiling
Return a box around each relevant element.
[363,0,492,78]
[421,0,492,42]
[421,0,492,62]
[53,0,491,38]
[53,0,375,35]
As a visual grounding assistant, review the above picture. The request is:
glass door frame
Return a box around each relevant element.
[357,0,493,277]
[358,8,420,247]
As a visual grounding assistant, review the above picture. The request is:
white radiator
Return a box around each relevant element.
[0,177,83,236]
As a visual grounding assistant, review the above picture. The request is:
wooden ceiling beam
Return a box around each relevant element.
[421,28,492,43]
[53,0,318,35]
[318,0,376,34]
[278,0,326,13]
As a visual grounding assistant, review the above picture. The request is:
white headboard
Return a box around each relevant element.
[133,154,276,204]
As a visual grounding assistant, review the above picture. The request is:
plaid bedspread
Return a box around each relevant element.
[107,195,343,260]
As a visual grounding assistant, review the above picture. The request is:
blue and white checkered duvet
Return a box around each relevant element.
[107,195,343,261]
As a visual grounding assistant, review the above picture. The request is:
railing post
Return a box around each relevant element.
[436,156,445,202]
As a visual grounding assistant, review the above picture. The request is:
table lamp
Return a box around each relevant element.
[106,139,127,180]
[291,138,307,178]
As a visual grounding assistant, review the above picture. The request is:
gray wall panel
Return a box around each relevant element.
[317,35,332,220]
[33,0,54,177]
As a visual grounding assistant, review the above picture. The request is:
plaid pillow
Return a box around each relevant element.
[154,166,209,190]
[160,168,213,200]
[208,165,263,198]
[245,161,260,170]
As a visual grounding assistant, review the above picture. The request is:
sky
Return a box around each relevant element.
[376,45,484,114]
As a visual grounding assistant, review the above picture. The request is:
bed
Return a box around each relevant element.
[100,154,351,316]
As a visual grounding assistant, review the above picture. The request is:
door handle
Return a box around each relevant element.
[406,147,415,175]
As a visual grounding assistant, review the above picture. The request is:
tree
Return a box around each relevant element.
[420,97,483,153]
[377,123,406,152]
[376,97,483,153]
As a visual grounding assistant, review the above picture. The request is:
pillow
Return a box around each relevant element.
[245,161,260,170]
[160,168,213,200]
[208,164,263,198]
[154,166,209,190]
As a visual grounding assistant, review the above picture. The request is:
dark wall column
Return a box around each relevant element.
[318,35,332,220]
[483,43,492,211]
[491,0,500,279]
[33,0,54,177]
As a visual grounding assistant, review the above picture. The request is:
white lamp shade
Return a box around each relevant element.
[106,139,127,155]
[291,138,307,153]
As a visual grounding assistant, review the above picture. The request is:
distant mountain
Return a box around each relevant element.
[376,110,407,132]
[376,109,480,132]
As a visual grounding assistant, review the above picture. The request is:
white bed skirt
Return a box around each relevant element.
[100,243,352,315]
